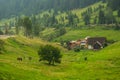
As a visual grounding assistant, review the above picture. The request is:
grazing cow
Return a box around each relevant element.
[84,57,87,61]
[28,57,32,61]
[39,59,42,62]
[17,57,22,61]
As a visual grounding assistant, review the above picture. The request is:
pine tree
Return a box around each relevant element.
[83,13,90,25]
[98,10,105,24]
[23,16,32,37]
[108,0,120,10]
[118,8,120,17]
[105,8,115,24]
[33,24,40,36]
[15,17,23,34]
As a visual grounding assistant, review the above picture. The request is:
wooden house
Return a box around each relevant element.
[86,37,106,50]
[68,40,81,50]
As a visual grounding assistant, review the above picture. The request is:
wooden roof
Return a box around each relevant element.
[87,37,106,46]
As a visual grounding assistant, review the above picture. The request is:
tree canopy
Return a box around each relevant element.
[108,0,120,10]
[0,0,100,19]
[38,45,62,65]
[22,17,32,37]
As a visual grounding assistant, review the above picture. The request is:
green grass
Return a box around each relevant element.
[0,33,120,80]
[54,27,120,41]
[0,1,120,80]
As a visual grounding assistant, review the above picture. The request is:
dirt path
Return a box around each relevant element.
[0,35,15,39]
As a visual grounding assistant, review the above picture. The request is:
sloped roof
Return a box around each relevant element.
[87,37,106,46]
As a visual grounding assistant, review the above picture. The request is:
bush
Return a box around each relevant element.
[114,24,120,30]
[0,30,4,35]
[38,45,62,65]
[107,40,116,44]
[74,46,81,52]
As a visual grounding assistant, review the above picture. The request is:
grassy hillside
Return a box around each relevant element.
[54,26,120,42]
[0,33,120,80]
[0,1,120,80]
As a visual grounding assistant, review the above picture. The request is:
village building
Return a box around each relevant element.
[68,40,81,50]
[86,37,106,50]
[67,37,107,50]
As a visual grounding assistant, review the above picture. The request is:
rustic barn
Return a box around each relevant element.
[67,40,81,50]
[86,37,106,49]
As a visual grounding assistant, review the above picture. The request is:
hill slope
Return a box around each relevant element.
[0,35,120,80]
[54,27,120,41]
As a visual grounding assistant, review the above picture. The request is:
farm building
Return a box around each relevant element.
[67,37,107,50]
[86,37,106,50]
[67,40,81,50]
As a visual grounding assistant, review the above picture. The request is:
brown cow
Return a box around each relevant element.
[17,57,22,61]
[84,57,87,61]
[28,57,32,61]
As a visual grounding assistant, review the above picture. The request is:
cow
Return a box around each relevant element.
[28,57,32,61]
[84,57,87,61]
[17,57,22,61]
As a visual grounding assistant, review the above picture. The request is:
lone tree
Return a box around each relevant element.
[38,45,62,65]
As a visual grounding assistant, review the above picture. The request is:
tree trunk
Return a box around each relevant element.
[49,60,51,65]
[52,60,55,65]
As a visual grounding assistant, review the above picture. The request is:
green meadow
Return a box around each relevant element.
[54,27,120,41]
[0,27,120,80]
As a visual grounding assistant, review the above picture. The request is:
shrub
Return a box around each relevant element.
[74,46,81,52]
[107,40,116,44]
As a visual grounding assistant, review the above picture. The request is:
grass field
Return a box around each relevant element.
[0,28,120,80]
[54,26,120,42]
